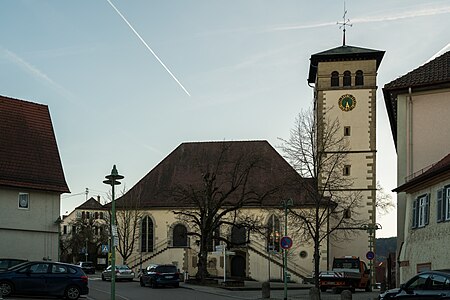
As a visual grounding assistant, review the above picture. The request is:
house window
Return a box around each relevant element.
[86,212,90,219]
[100,212,104,219]
[172,224,188,247]
[141,216,154,252]
[95,212,99,219]
[355,70,364,86]
[343,165,351,176]
[446,187,450,220]
[71,226,76,234]
[63,225,67,234]
[18,193,29,209]
[331,71,339,87]
[81,211,85,219]
[343,70,351,86]
[412,194,430,228]
[267,215,281,252]
[437,188,444,222]
[344,126,351,136]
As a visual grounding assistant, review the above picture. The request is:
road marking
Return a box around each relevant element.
[90,286,132,300]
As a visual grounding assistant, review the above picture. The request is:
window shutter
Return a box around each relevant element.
[425,194,430,225]
[412,198,418,229]
[446,188,450,220]
[437,189,443,222]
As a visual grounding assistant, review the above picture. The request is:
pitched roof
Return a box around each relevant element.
[112,141,315,209]
[383,51,450,149]
[0,95,69,193]
[393,153,450,193]
[308,45,385,83]
[76,197,106,210]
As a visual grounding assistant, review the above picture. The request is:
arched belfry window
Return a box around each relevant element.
[343,70,351,86]
[331,71,339,87]
[173,224,188,247]
[355,70,364,86]
[231,225,247,246]
[267,215,281,252]
[141,216,154,252]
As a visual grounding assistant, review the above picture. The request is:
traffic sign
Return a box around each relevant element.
[101,244,109,253]
[366,251,375,260]
[280,236,293,250]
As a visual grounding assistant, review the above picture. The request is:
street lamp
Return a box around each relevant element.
[103,165,124,300]
[281,198,293,300]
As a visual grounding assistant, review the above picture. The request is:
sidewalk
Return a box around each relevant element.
[181,280,313,299]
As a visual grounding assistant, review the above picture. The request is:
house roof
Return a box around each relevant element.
[111,140,316,209]
[393,153,450,193]
[76,197,106,210]
[308,45,385,83]
[0,95,69,193]
[383,51,450,149]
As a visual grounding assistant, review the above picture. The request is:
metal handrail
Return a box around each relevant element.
[127,238,168,268]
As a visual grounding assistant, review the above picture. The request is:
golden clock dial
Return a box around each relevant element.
[338,94,356,112]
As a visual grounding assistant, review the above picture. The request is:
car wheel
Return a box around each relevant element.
[65,285,81,300]
[0,281,13,297]
[173,282,179,288]
[140,278,145,287]
[101,274,106,281]
[151,280,158,289]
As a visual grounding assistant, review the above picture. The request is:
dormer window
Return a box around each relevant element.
[331,71,339,87]
[355,70,364,86]
[343,70,351,86]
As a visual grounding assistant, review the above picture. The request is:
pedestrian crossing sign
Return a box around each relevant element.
[101,244,109,253]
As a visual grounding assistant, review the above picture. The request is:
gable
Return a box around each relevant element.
[113,141,315,209]
[0,95,69,193]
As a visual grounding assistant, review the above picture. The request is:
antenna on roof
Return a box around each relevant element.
[337,1,352,46]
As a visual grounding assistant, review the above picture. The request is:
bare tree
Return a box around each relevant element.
[171,143,276,282]
[106,186,144,264]
[60,216,108,264]
[279,109,364,288]
[376,181,395,216]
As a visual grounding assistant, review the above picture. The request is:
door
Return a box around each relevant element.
[230,255,246,278]
[14,262,49,295]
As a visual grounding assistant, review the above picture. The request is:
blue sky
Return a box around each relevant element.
[2,0,449,238]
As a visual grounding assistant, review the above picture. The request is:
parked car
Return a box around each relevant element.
[0,261,88,300]
[140,264,180,288]
[379,270,450,299]
[0,258,27,271]
[101,265,134,281]
[78,261,95,274]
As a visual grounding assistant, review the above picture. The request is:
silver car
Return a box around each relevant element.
[101,265,134,281]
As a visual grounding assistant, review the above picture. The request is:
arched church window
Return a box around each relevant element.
[343,70,351,86]
[207,226,221,252]
[331,71,339,87]
[141,216,154,252]
[355,70,364,86]
[173,224,188,247]
[267,215,281,252]
[231,225,247,246]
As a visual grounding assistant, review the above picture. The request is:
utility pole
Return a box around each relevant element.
[281,199,293,300]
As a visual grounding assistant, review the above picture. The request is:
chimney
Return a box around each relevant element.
[97,195,101,203]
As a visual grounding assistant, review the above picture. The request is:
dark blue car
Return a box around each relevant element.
[140,264,180,288]
[0,261,89,300]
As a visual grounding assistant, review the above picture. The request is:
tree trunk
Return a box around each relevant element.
[313,238,321,288]
[196,238,209,282]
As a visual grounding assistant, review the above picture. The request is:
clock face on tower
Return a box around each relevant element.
[338,94,356,112]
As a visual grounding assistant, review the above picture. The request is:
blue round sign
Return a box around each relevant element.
[366,251,375,260]
[280,236,293,250]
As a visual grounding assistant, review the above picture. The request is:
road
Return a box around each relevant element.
[4,275,381,300]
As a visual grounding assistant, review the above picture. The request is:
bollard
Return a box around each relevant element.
[309,287,320,300]
[341,289,352,300]
[262,281,270,298]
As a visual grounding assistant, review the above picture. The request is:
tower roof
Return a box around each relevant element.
[308,45,385,83]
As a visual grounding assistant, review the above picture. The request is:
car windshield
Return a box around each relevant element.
[117,265,130,270]
[333,258,359,269]
[7,261,29,271]
[156,266,177,273]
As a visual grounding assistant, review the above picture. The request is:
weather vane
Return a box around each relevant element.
[337,1,352,46]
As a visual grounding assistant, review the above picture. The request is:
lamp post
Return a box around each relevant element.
[281,198,293,300]
[362,222,382,290]
[103,165,124,300]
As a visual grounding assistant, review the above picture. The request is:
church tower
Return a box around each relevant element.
[308,44,384,269]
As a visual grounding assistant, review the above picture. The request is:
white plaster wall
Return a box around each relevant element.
[0,187,60,260]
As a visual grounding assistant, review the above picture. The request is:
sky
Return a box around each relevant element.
[1,0,449,239]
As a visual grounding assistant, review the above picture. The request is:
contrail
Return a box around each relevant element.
[106,0,191,97]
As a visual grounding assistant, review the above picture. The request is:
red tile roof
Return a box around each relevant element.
[77,197,106,210]
[394,153,450,193]
[0,95,69,193]
[111,141,315,209]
